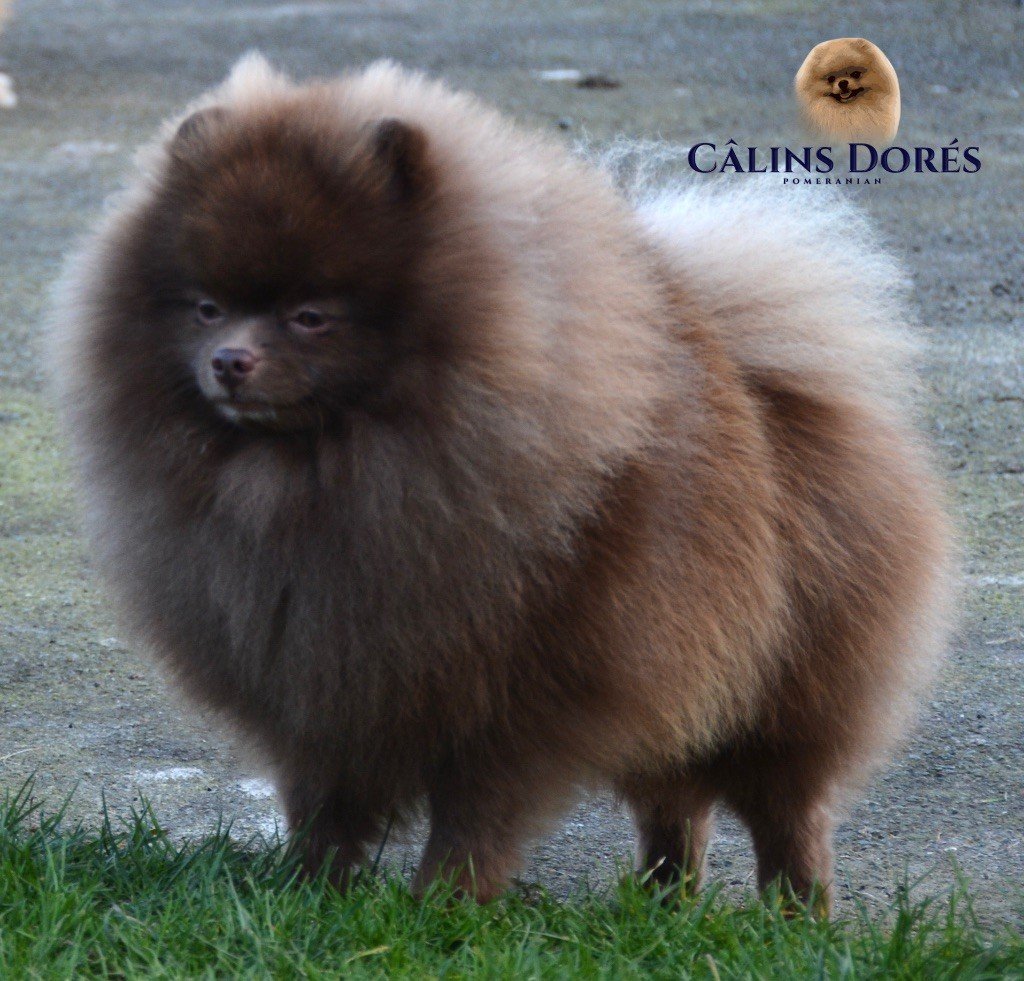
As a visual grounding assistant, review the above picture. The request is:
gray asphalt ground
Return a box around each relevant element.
[1,0,1022,915]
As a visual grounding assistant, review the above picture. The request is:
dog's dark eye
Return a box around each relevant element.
[827,75,836,84]
[851,71,862,80]
[195,299,224,325]
[289,309,329,334]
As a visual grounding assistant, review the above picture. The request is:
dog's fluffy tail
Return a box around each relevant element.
[637,179,916,412]
[590,142,917,412]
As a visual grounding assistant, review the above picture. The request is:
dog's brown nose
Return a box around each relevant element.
[838,78,849,91]
[211,348,257,389]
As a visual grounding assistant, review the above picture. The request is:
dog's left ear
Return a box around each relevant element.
[359,118,434,202]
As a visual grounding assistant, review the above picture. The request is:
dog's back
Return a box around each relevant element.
[638,179,952,739]
[610,181,953,906]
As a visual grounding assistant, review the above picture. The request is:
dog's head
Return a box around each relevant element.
[91,90,457,436]
[796,38,896,108]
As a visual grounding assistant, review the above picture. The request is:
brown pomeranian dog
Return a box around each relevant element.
[796,38,901,146]
[54,54,952,909]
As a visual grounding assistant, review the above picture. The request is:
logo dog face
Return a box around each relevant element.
[824,64,867,103]
[795,38,901,145]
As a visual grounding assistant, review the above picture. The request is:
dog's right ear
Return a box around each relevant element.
[170,106,229,165]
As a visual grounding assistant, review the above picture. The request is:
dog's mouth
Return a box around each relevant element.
[830,87,866,103]
[213,398,280,423]
[210,395,312,429]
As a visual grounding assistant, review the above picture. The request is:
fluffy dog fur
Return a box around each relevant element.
[54,55,952,908]
[795,38,900,145]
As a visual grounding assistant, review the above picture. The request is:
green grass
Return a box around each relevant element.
[0,787,1021,979]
